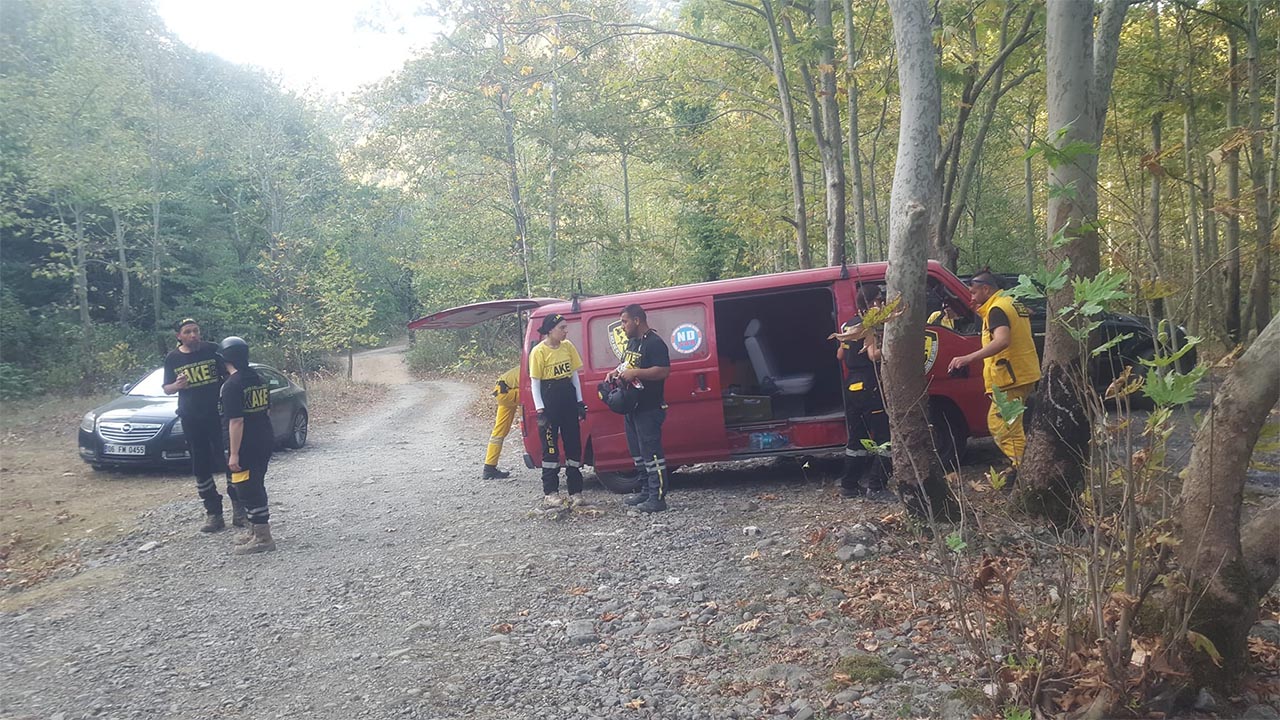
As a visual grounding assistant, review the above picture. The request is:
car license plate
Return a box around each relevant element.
[103,443,147,456]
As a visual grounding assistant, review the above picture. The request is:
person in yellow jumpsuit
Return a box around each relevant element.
[947,272,1041,480]
[482,366,521,479]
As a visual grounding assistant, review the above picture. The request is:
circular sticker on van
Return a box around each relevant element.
[670,323,704,354]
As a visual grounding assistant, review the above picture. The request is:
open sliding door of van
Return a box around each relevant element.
[580,301,728,471]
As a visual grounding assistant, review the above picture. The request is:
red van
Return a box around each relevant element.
[409,261,991,493]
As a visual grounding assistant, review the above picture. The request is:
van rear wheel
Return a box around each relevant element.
[595,468,642,494]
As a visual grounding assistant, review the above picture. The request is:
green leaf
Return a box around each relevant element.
[1186,630,1223,667]
[945,531,968,554]
[860,438,891,456]
[1047,180,1079,202]
[1142,365,1207,407]
[991,386,1025,426]
[1139,330,1201,368]
[1091,332,1134,357]
[1072,269,1131,315]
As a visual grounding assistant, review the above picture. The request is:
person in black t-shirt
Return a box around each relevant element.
[218,336,276,554]
[608,304,672,513]
[162,318,240,532]
[834,285,892,497]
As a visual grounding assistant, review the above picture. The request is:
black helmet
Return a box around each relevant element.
[597,377,639,415]
[218,336,250,370]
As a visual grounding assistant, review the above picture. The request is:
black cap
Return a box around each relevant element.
[174,318,198,332]
[538,314,566,336]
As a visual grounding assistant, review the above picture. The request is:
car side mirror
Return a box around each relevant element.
[121,383,133,394]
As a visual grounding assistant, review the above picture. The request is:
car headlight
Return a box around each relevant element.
[171,418,184,436]
[80,413,96,433]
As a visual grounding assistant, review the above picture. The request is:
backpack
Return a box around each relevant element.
[597,377,639,415]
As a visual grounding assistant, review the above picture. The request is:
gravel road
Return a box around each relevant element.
[3,348,1275,720]
[0,349,944,720]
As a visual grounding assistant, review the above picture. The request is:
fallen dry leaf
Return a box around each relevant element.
[567,586,589,596]
[624,698,645,709]
[491,623,513,634]
[734,617,764,633]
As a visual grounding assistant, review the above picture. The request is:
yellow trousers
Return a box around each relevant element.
[485,392,519,466]
[988,383,1033,466]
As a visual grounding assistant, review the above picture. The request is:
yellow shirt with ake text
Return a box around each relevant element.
[529,341,582,381]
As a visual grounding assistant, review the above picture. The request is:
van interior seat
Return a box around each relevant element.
[743,319,816,396]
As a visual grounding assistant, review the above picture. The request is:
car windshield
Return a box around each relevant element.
[127,368,168,397]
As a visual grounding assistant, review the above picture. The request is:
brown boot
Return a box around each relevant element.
[230,501,248,528]
[200,513,225,533]
[234,523,277,554]
[232,525,255,545]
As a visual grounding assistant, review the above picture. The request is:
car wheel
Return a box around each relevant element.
[595,468,642,494]
[285,409,308,449]
[929,402,968,472]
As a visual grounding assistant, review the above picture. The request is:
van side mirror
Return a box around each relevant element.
[121,383,133,394]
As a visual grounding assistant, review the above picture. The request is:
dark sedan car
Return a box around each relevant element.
[78,363,309,470]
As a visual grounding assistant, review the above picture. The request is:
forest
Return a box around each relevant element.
[1,0,1278,714]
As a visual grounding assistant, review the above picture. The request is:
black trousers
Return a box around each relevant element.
[183,412,235,514]
[540,388,583,495]
[230,455,270,524]
[843,375,890,487]
[624,407,667,499]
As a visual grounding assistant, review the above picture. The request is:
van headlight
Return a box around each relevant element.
[171,418,184,436]
[80,413,96,433]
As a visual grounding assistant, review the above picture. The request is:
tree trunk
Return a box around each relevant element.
[73,201,91,332]
[1178,314,1280,691]
[1225,35,1242,343]
[1184,110,1203,337]
[1242,0,1273,338]
[1147,110,1166,328]
[844,0,868,264]
[870,94,890,258]
[884,0,956,520]
[547,21,560,268]
[151,166,163,337]
[1017,0,1128,525]
[762,0,810,269]
[496,21,533,297]
[112,206,130,327]
[621,147,632,246]
[1023,104,1037,243]
[814,0,846,267]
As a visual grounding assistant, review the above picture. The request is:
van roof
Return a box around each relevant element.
[535,261,915,317]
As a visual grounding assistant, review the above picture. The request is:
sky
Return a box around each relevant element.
[153,0,441,98]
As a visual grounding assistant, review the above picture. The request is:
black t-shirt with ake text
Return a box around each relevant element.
[624,330,670,412]
[163,341,223,418]
[220,368,273,462]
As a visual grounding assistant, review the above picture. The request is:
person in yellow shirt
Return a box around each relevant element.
[927,305,960,330]
[947,272,1041,480]
[482,365,521,479]
[528,314,588,508]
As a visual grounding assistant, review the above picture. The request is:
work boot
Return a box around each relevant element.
[837,456,869,498]
[230,500,248,528]
[865,458,891,491]
[234,523,277,554]
[200,513,225,533]
[541,494,565,509]
[233,525,256,545]
[636,497,668,513]
[567,494,589,508]
[482,464,511,480]
[623,492,649,506]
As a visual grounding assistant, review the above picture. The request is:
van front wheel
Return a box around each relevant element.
[595,468,642,494]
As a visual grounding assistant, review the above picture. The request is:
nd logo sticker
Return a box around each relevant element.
[607,320,628,361]
[923,329,940,374]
